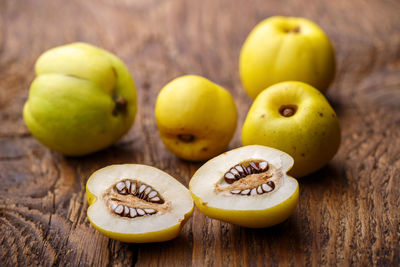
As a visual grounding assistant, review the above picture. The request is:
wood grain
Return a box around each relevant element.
[0,0,399,266]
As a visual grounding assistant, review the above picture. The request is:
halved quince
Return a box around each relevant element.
[86,164,193,243]
[189,145,299,228]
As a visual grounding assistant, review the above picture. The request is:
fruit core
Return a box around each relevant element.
[215,160,281,196]
[279,105,298,117]
[101,179,170,218]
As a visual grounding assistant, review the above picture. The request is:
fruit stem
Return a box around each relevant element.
[285,26,301,33]
[113,96,127,116]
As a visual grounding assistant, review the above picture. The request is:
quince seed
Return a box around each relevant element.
[105,179,168,218]
[218,160,280,196]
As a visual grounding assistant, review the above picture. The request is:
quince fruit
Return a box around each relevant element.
[155,75,237,161]
[242,81,341,177]
[239,16,336,99]
[86,164,193,243]
[189,145,299,228]
[23,42,137,156]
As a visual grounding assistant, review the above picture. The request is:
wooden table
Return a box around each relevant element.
[1,0,399,266]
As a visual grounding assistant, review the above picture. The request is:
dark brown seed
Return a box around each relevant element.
[136,208,145,216]
[267,181,275,189]
[259,161,269,171]
[116,181,125,192]
[144,186,151,197]
[246,166,253,174]
[125,180,131,193]
[262,183,273,192]
[111,203,117,211]
[129,208,137,218]
[257,185,263,194]
[250,162,259,172]
[130,182,137,194]
[241,189,250,195]
[148,191,157,199]
[235,165,245,176]
[150,196,161,203]
[114,204,123,214]
[123,206,129,216]
[230,168,240,177]
[144,208,156,214]
[138,184,146,194]
[241,164,249,175]
[224,172,236,184]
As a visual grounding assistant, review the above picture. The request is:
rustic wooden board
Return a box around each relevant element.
[1,0,399,266]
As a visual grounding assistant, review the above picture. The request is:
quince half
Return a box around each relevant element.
[190,145,299,228]
[86,164,193,243]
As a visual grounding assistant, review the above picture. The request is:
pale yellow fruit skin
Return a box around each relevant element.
[86,184,194,243]
[23,42,137,156]
[242,81,341,177]
[190,184,299,228]
[240,16,336,99]
[155,75,237,161]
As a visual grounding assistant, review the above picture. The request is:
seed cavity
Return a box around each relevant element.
[114,179,165,204]
[216,160,281,196]
[224,161,269,184]
[109,204,158,218]
[104,179,169,218]
[229,181,276,196]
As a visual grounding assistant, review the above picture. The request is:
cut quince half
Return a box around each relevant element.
[86,164,194,243]
[189,145,299,228]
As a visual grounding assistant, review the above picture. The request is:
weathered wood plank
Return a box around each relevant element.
[0,0,399,266]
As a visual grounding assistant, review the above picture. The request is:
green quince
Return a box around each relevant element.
[23,42,137,156]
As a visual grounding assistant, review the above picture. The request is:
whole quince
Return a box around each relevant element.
[23,42,137,156]
[242,81,340,177]
[239,16,336,99]
[155,75,237,161]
